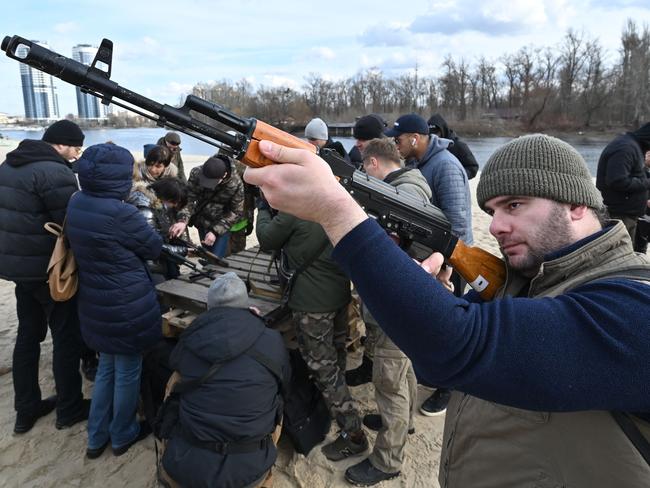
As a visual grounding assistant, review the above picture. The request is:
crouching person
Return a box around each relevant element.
[160,272,290,488]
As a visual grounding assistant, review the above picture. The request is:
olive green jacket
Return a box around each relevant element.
[440,222,650,488]
[256,209,350,313]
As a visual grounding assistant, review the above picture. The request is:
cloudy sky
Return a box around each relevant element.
[0,0,648,117]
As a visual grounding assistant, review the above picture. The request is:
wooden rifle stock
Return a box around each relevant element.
[245,120,316,167]
[448,241,506,301]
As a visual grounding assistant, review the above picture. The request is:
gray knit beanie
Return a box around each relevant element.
[305,118,328,140]
[477,134,602,211]
[207,272,249,309]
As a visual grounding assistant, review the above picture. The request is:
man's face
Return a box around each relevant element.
[148,162,166,179]
[355,139,371,152]
[393,133,416,159]
[166,140,180,153]
[485,196,575,277]
[307,138,327,149]
[54,144,82,161]
[362,156,381,179]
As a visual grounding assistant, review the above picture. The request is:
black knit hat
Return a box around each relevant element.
[353,114,386,140]
[477,134,603,211]
[42,120,85,146]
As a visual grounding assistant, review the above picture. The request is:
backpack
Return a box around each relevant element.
[281,349,331,455]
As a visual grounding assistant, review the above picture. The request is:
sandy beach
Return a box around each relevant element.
[0,143,499,488]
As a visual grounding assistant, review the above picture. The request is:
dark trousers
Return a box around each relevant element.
[12,282,84,422]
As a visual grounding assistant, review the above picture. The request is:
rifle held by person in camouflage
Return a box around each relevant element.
[2,35,506,299]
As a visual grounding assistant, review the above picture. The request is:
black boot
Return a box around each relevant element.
[346,355,373,387]
[345,458,400,486]
[14,395,57,434]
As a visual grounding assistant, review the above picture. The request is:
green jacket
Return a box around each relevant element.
[256,209,350,312]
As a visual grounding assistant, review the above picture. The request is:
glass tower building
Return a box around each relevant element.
[72,44,107,119]
[17,41,60,121]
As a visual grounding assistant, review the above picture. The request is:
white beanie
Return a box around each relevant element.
[207,272,249,309]
[305,118,328,140]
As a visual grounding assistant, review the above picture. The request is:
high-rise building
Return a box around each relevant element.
[72,44,106,119]
[17,41,60,121]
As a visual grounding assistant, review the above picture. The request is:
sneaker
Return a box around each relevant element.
[345,458,400,486]
[55,398,91,429]
[14,395,57,434]
[362,413,414,435]
[112,421,152,456]
[346,356,373,387]
[420,389,451,417]
[86,439,110,460]
[321,430,368,461]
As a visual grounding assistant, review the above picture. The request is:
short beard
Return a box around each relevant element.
[506,203,575,277]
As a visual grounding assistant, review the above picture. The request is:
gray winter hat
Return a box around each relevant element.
[305,118,328,140]
[477,134,603,211]
[207,272,249,309]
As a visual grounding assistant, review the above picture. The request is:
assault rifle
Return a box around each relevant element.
[160,244,216,281]
[170,237,230,268]
[2,35,506,299]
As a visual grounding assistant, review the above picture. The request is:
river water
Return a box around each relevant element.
[0,127,611,176]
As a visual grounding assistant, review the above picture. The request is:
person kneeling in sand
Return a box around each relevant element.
[160,272,290,488]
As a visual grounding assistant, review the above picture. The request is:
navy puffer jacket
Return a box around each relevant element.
[163,307,290,488]
[66,144,163,354]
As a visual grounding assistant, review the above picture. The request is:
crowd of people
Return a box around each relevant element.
[0,113,649,488]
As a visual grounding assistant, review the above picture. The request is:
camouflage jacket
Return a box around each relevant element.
[178,160,245,236]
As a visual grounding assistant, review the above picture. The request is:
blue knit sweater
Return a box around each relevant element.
[332,219,650,413]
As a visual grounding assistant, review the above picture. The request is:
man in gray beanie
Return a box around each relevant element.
[206,271,249,309]
[244,134,650,487]
[304,117,350,162]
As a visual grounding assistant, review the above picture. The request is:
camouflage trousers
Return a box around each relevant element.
[292,306,362,433]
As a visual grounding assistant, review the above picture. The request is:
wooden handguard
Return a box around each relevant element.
[449,240,506,301]
[243,120,316,168]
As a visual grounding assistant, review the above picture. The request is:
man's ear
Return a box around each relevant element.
[569,204,589,221]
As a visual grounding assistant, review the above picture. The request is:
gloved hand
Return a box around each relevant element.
[162,243,188,257]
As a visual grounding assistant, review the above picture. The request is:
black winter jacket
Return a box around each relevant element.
[163,307,290,488]
[0,140,78,282]
[323,138,351,163]
[596,132,650,217]
[427,114,479,179]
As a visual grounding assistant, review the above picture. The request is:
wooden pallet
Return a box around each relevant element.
[156,246,363,351]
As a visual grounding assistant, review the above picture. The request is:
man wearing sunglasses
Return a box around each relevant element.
[386,113,473,417]
[157,131,187,183]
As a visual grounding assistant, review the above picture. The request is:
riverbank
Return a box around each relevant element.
[0,146,502,488]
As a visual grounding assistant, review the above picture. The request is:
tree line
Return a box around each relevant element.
[189,20,649,134]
